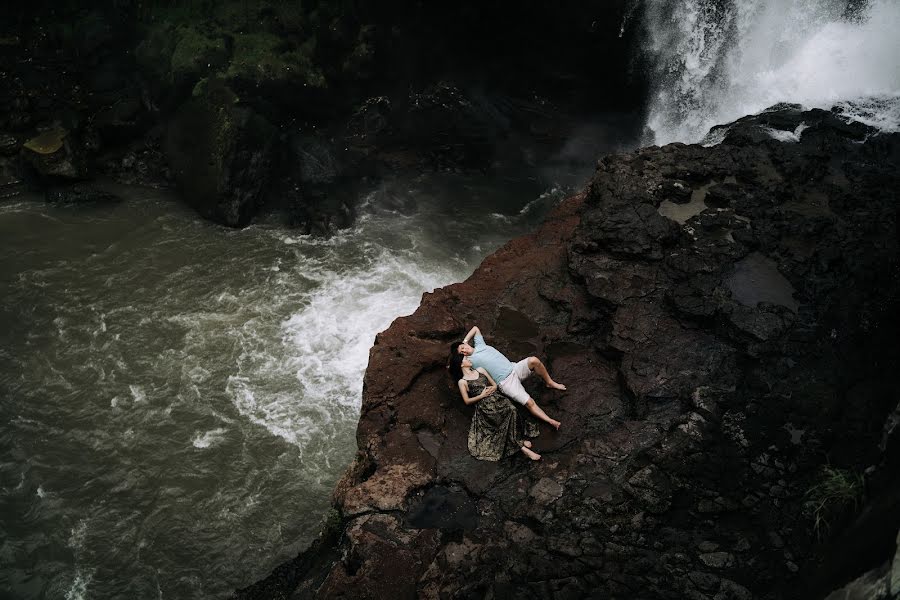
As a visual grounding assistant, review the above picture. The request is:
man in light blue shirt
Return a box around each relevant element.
[455,325,564,430]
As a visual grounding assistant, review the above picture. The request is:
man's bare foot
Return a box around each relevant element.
[550,419,561,430]
[522,440,533,448]
[546,381,567,391]
[522,447,542,461]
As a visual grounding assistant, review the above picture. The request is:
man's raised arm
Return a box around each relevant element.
[463,326,481,344]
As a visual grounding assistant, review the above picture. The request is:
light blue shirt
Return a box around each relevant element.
[470,334,514,382]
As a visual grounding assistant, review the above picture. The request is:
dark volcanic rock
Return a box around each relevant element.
[21,126,89,181]
[0,133,19,156]
[45,183,120,204]
[238,108,900,599]
[164,79,276,227]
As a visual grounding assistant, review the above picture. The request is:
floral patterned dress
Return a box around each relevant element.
[466,373,539,461]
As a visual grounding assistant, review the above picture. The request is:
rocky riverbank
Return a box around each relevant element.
[237,105,900,599]
[0,1,643,231]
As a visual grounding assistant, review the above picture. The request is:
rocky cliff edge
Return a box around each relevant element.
[239,105,900,600]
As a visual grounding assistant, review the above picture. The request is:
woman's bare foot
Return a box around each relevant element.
[522,440,533,448]
[521,446,542,461]
[546,381,566,391]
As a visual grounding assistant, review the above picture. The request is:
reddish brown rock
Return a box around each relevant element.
[238,106,900,600]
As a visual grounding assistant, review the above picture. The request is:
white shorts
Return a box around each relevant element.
[498,359,532,405]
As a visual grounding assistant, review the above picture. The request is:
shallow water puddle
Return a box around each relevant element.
[658,183,712,225]
[726,252,799,312]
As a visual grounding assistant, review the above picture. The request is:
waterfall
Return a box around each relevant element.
[641,0,900,144]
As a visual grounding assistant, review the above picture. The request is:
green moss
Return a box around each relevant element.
[322,508,344,537]
[191,78,206,98]
[136,23,177,79]
[211,2,246,26]
[225,32,325,87]
[138,1,341,90]
[271,2,307,32]
[201,81,239,175]
[171,26,229,82]
[192,77,239,104]
[342,24,376,75]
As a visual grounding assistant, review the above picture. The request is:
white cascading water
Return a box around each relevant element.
[642,0,900,144]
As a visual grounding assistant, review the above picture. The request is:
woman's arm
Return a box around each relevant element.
[458,379,491,405]
[463,325,481,345]
[477,368,498,396]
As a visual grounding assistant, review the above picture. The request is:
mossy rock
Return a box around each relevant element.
[342,24,377,77]
[170,26,229,85]
[24,128,67,155]
[191,77,239,105]
[225,32,325,88]
[270,3,308,33]
[135,23,178,81]
[165,78,275,227]
[322,508,343,537]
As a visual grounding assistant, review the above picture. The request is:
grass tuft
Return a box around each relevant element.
[804,465,865,539]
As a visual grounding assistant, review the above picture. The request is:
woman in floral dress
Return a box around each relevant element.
[449,353,541,461]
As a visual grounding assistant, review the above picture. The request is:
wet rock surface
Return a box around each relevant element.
[164,78,276,227]
[237,107,900,599]
[44,183,121,204]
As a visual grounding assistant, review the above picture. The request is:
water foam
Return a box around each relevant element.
[226,220,459,451]
[762,122,809,143]
[0,179,558,598]
[192,428,228,449]
[643,0,900,144]
[64,571,92,600]
[129,384,146,403]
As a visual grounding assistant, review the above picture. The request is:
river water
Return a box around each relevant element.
[0,175,566,599]
[11,3,899,596]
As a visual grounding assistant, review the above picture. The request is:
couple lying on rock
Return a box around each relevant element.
[448,326,564,462]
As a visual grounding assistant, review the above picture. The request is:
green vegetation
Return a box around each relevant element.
[132,1,332,90]
[225,32,324,87]
[322,507,344,537]
[170,26,228,82]
[805,465,865,539]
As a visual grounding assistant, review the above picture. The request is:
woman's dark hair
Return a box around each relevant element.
[448,352,464,383]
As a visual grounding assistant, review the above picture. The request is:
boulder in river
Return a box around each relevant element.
[164,78,276,227]
[45,183,120,204]
[21,126,88,181]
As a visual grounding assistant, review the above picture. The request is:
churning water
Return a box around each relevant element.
[642,0,900,144]
[0,177,563,599]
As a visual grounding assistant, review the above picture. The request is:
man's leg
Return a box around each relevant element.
[500,372,561,430]
[526,356,566,390]
[524,397,561,430]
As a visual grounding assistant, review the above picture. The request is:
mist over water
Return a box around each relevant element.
[0,177,563,599]
[643,0,900,144]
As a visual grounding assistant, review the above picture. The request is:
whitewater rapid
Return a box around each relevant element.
[0,177,564,599]
[642,0,900,144]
